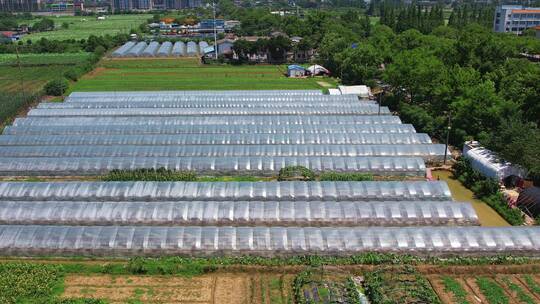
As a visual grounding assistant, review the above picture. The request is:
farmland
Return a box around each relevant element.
[3,257,540,304]
[19,14,151,41]
[68,58,338,92]
[0,52,92,93]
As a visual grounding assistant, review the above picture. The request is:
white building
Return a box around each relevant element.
[493,5,540,34]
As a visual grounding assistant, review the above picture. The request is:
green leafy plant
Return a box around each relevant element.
[442,276,469,304]
[319,172,374,181]
[102,168,197,181]
[476,277,508,304]
[0,263,64,304]
[277,166,315,181]
[500,277,535,304]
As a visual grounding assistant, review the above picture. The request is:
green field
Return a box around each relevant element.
[19,14,150,41]
[69,58,336,92]
[0,52,92,93]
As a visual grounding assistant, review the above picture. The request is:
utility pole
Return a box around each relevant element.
[213,0,218,60]
[443,112,452,165]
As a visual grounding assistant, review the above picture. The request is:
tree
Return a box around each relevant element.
[32,18,54,32]
[338,44,382,85]
[61,22,69,29]
[44,78,69,96]
[265,36,292,63]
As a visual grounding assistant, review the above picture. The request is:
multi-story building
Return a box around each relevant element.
[0,0,42,11]
[493,5,540,34]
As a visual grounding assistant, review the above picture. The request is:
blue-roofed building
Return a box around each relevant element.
[287,65,307,77]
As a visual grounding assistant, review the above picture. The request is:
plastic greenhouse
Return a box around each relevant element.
[63,94,357,103]
[199,41,209,51]
[0,201,479,226]
[67,90,323,98]
[171,41,185,56]
[186,41,198,55]
[156,41,172,57]
[26,106,392,117]
[0,144,447,162]
[141,41,160,57]
[2,124,417,136]
[111,41,136,57]
[0,133,432,146]
[13,115,403,127]
[126,42,147,57]
[0,156,427,176]
[0,181,452,202]
[0,226,537,257]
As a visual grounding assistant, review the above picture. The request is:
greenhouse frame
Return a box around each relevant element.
[171,41,185,56]
[141,41,160,57]
[0,144,447,162]
[0,181,452,202]
[126,42,147,57]
[12,115,403,127]
[111,41,136,57]
[0,133,432,146]
[186,41,198,55]
[0,226,537,257]
[0,156,427,176]
[0,201,479,226]
[156,41,172,57]
[67,90,324,98]
[26,106,392,117]
[2,124,417,136]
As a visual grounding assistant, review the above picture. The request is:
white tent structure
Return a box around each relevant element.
[339,85,371,98]
[307,65,330,76]
[463,141,526,181]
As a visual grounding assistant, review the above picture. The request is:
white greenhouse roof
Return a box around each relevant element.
[463,141,526,180]
[0,181,452,202]
[0,226,537,257]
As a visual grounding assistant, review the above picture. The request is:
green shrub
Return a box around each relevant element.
[483,194,524,225]
[102,168,197,181]
[44,78,69,96]
[319,172,374,181]
[452,157,524,225]
[277,165,315,181]
[63,68,80,81]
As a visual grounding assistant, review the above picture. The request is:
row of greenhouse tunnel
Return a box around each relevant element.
[0,90,538,257]
[112,41,211,57]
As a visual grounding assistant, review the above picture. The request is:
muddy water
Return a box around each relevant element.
[432,170,509,227]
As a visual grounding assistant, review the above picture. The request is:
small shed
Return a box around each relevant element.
[516,186,540,218]
[338,85,371,98]
[463,141,526,181]
[287,65,306,77]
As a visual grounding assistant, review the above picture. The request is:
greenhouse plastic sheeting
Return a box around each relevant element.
[171,41,185,56]
[63,94,359,104]
[156,41,172,57]
[0,201,479,226]
[0,144,447,162]
[13,115,402,127]
[0,181,452,202]
[141,41,160,57]
[186,41,198,55]
[3,124,416,136]
[26,106,391,116]
[111,41,136,57]
[0,226,537,257]
[38,101,374,109]
[126,42,147,57]
[0,133,432,146]
[67,90,323,98]
[0,156,426,176]
[199,41,209,50]
[41,97,365,108]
